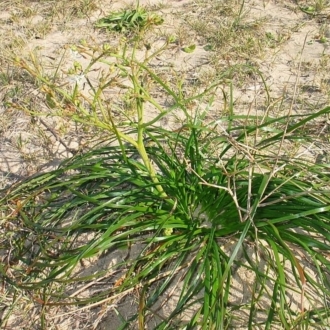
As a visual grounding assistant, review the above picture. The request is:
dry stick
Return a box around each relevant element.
[149,262,190,317]
[49,260,192,320]
[38,117,78,155]
[69,270,121,298]
[274,33,309,314]
[216,121,264,193]
[183,158,247,221]
[244,87,264,247]
[257,35,308,205]
[257,34,311,209]
[192,118,264,224]
[272,34,308,173]
[259,188,321,207]
[216,123,258,163]
[295,120,329,160]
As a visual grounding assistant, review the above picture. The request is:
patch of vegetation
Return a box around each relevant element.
[1,0,330,329]
[95,7,163,33]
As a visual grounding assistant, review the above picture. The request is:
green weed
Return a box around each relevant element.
[95,7,163,34]
[1,1,330,329]
[2,27,330,328]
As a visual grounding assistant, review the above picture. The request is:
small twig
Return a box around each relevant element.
[295,121,328,160]
[273,33,308,172]
[258,188,327,207]
[49,260,192,319]
[69,271,120,298]
[38,117,78,155]
[183,158,247,220]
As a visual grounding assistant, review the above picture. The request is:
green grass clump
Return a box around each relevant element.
[1,10,330,328]
[2,107,330,328]
[95,7,163,33]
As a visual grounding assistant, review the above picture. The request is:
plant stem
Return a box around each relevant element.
[131,66,167,198]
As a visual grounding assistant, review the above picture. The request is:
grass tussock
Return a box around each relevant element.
[1,0,330,329]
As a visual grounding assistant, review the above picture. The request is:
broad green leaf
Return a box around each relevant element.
[182,44,196,53]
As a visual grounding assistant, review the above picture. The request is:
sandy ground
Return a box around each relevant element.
[1,0,330,328]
